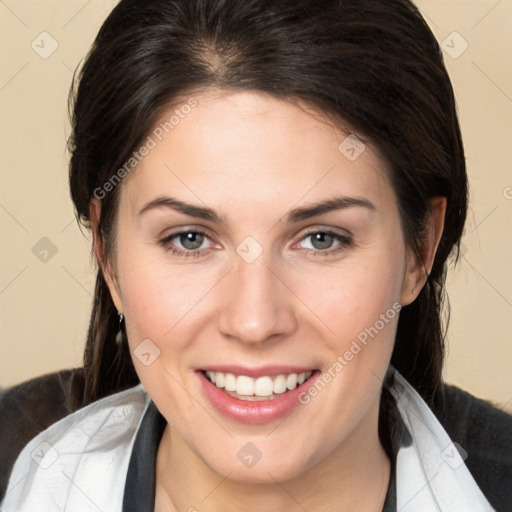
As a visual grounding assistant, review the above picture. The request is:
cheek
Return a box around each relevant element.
[298,245,405,335]
[116,241,227,370]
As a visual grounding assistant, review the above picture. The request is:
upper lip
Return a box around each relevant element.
[198,365,317,378]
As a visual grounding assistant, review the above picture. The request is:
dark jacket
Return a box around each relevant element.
[1,369,511,510]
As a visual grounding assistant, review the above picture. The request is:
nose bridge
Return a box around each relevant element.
[217,243,296,344]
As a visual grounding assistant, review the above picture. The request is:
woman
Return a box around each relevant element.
[1,0,511,510]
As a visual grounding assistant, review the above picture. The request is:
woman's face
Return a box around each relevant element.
[97,89,424,482]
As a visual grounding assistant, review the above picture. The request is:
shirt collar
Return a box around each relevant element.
[121,394,409,511]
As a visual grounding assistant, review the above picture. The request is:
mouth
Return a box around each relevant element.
[196,367,320,424]
[201,369,315,401]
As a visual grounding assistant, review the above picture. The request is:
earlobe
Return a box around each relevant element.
[89,199,124,312]
[400,197,447,306]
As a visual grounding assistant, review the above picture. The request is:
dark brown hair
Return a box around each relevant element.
[68,0,466,411]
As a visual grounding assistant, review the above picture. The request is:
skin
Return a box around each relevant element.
[90,89,446,511]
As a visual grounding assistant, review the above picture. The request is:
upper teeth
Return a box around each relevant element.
[205,371,313,397]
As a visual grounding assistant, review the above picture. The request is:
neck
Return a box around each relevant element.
[155,400,390,512]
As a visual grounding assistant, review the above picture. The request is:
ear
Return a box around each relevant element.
[89,198,124,313]
[400,197,447,306]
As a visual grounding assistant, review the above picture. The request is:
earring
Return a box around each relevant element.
[115,312,124,345]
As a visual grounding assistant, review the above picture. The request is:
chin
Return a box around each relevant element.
[197,440,319,485]
[214,461,308,485]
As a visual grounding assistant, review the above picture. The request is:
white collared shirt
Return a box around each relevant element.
[0,367,496,511]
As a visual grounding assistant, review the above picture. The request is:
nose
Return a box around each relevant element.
[216,249,298,346]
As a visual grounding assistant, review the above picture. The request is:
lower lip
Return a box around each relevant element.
[196,370,320,424]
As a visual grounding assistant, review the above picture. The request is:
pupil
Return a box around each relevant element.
[182,232,203,250]
[312,233,332,250]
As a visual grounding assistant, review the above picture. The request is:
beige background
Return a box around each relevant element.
[0,0,511,412]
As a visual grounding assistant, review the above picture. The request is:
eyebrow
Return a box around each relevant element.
[138,195,375,224]
[286,195,375,222]
[138,196,228,224]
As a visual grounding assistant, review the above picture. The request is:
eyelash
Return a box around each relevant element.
[159,229,352,259]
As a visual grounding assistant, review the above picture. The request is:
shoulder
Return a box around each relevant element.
[0,367,81,420]
[1,382,150,511]
[0,368,84,501]
[432,383,512,511]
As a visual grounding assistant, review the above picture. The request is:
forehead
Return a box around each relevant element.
[120,89,395,218]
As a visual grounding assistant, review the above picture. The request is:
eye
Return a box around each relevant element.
[159,229,214,258]
[297,229,352,257]
[159,228,352,259]
[173,231,206,250]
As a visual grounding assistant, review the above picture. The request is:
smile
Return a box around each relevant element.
[203,370,314,401]
[197,368,320,424]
